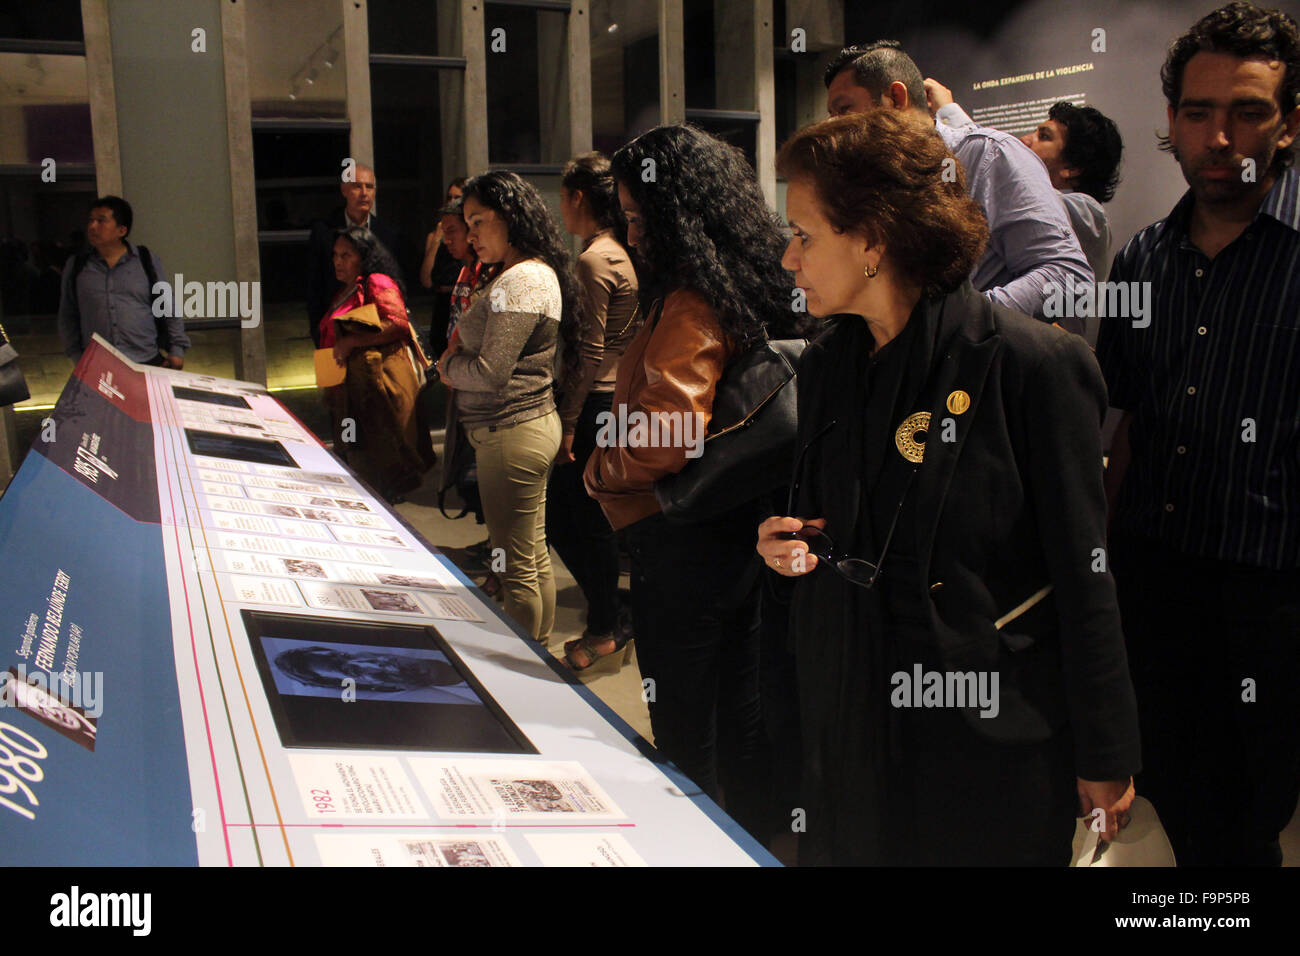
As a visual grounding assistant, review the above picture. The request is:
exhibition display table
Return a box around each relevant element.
[0,336,775,866]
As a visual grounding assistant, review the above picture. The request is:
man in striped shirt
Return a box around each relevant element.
[1098,1,1300,867]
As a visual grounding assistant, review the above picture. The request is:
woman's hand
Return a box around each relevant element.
[332,336,354,365]
[436,340,460,379]
[555,432,576,465]
[757,516,826,576]
[1077,776,1136,843]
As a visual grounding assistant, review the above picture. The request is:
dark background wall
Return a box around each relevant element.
[844,0,1300,256]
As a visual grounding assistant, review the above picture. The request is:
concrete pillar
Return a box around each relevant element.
[106,0,238,345]
[753,0,776,206]
[569,0,593,158]
[220,0,266,383]
[462,0,489,175]
[659,0,685,125]
[81,0,122,195]
[343,0,374,169]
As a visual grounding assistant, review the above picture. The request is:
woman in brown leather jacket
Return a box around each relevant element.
[583,125,798,839]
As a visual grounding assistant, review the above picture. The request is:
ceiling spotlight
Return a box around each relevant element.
[323,46,339,68]
[304,69,317,86]
[607,22,619,33]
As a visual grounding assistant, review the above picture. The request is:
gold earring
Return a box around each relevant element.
[864,263,878,279]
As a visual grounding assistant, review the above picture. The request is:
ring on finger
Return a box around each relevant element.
[774,556,783,569]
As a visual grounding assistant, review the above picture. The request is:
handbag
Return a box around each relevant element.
[654,335,806,523]
[0,321,31,407]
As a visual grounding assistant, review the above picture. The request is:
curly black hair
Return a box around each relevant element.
[1159,1,1300,169]
[611,125,805,345]
[336,226,407,299]
[460,170,586,386]
[1049,102,1124,203]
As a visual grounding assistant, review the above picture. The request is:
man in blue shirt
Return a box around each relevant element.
[1098,1,1300,867]
[825,41,1095,329]
[924,82,1123,288]
[57,196,190,368]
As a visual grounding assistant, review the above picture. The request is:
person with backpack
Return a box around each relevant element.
[57,196,189,368]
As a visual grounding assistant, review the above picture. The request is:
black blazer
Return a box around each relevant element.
[791,283,1141,782]
[306,209,405,346]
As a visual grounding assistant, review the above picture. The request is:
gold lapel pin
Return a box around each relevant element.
[895,411,930,463]
[946,390,971,415]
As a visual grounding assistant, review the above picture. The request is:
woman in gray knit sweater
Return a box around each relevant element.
[435,171,585,644]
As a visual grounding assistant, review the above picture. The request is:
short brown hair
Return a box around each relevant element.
[777,111,988,297]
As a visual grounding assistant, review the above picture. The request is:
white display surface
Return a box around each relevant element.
[141,358,772,867]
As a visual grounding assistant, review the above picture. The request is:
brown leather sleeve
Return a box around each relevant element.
[583,290,729,502]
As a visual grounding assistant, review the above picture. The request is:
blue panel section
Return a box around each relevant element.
[0,454,197,865]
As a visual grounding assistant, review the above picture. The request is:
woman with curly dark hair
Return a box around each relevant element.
[756,111,1141,865]
[322,226,431,503]
[436,171,585,644]
[583,125,796,838]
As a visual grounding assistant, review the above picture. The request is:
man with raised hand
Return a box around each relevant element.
[825,40,1094,329]
[926,80,1123,286]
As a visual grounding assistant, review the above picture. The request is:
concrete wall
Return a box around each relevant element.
[107,0,236,286]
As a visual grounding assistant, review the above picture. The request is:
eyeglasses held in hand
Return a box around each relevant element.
[781,418,918,590]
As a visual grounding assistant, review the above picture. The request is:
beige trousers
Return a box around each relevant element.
[467,409,562,643]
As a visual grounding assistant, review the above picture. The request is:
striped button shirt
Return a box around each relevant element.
[1097,166,1300,570]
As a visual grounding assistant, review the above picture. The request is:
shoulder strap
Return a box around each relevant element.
[136,244,170,354]
[436,488,470,521]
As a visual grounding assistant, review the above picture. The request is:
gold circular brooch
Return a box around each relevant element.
[895,411,930,464]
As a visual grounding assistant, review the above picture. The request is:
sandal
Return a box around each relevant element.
[474,570,503,599]
[564,630,633,672]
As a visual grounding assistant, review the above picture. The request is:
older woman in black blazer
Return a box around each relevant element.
[756,111,1141,866]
